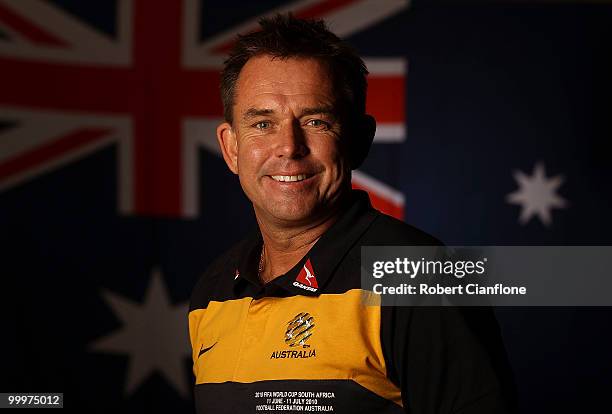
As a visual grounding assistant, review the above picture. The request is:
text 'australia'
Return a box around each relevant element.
[270,349,317,359]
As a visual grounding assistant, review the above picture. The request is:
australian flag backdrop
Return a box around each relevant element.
[1,0,611,412]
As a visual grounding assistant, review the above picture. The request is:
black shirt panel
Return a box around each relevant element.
[380,306,514,414]
[195,380,405,414]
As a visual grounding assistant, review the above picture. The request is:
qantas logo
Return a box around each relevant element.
[304,266,315,285]
[293,259,318,292]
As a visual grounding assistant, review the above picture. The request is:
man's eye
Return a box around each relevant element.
[254,121,271,130]
[306,119,329,129]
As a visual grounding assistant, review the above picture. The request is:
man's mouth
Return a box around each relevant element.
[270,174,311,183]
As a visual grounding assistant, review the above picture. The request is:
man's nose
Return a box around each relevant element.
[273,122,309,158]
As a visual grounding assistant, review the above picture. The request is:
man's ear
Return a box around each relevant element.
[216,122,239,174]
[349,114,376,170]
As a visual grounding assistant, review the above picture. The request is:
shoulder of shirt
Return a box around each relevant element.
[364,209,443,246]
[322,209,442,294]
[189,235,252,312]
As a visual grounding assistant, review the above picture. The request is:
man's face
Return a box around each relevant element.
[218,55,352,225]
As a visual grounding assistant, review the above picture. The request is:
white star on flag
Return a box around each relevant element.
[506,161,568,226]
[89,268,191,397]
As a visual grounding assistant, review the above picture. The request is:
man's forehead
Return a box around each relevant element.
[234,55,337,108]
[239,55,333,82]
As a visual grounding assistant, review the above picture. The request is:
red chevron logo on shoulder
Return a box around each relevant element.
[295,259,318,290]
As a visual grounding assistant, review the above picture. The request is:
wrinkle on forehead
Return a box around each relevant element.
[234,56,337,116]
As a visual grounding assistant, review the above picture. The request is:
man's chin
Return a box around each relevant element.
[257,201,323,225]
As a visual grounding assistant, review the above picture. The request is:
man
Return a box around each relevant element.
[189,14,512,413]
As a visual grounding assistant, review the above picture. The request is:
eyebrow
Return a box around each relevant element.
[243,108,274,120]
[299,105,336,118]
[242,105,337,121]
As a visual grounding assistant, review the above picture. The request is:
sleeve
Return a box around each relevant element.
[380,306,518,414]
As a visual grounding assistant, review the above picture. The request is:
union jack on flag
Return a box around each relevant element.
[0,0,409,219]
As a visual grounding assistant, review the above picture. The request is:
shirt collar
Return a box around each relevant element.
[233,190,378,297]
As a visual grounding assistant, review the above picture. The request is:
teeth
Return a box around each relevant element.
[271,174,308,182]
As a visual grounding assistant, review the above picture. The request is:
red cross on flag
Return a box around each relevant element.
[0,0,408,219]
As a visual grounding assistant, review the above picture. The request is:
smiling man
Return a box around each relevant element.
[220,55,353,259]
[189,14,512,414]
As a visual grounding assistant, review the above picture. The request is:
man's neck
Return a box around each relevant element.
[255,199,347,285]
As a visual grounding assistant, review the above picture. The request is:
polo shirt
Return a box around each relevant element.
[189,190,509,413]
